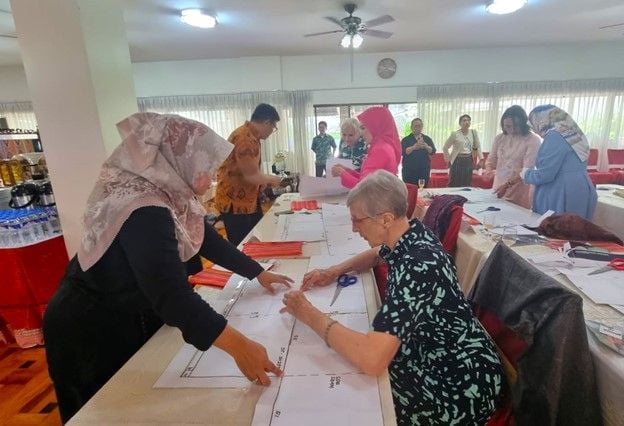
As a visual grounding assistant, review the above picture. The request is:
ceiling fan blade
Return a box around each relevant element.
[0,34,17,39]
[304,29,344,37]
[599,22,624,29]
[324,16,345,28]
[363,29,393,39]
[364,15,394,28]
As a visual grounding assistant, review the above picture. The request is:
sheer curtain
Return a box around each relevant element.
[416,79,624,171]
[0,102,38,130]
[138,91,315,176]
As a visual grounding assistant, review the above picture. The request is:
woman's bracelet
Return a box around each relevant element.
[324,319,338,347]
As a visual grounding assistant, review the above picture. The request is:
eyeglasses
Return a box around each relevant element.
[271,123,278,133]
[350,214,381,224]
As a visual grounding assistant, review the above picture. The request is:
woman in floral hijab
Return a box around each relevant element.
[44,113,292,423]
[519,105,597,219]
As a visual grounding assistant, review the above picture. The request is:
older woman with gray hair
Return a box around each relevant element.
[337,117,367,171]
[281,170,502,425]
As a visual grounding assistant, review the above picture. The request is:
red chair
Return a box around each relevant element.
[587,148,613,185]
[428,153,449,188]
[405,183,419,219]
[607,149,624,185]
[440,205,463,253]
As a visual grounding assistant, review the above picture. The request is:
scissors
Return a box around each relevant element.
[476,206,501,214]
[329,274,358,306]
[588,258,624,276]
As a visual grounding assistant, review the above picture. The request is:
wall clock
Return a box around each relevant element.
[377,58,397,79]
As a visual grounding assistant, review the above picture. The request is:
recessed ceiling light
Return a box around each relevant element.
[486,0,527,15]
[180,9,217,28]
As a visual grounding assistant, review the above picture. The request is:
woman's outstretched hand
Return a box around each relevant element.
[257,270,293,294]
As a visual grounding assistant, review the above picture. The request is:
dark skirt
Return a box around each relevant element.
[449,155,473,187]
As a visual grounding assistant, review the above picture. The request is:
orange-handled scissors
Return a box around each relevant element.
[588,258,624,276]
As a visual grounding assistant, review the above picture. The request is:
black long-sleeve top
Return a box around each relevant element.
[67,206,263,351]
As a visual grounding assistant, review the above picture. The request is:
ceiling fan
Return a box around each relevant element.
[304,3,394,48]
[599,22,624,35]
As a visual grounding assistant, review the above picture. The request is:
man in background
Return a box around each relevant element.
[311,121,336,177]
[216,103,282,246]
[401,118,436,187]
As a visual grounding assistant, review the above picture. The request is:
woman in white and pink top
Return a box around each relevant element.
[485,105,541,209]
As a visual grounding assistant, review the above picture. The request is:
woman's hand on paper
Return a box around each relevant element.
[280,290,317,324]
[301,267,339,290]
[214,326,282,386]
[235,338,282,385]
[331,164,345,177]
[257,270,293,294]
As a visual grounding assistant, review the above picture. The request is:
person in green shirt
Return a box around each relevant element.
[311,121,336,177]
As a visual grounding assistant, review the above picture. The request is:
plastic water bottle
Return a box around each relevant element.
[7,218,23,246]
[45,207,61,234]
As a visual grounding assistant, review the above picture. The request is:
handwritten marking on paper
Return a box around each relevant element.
[329,375,342,389]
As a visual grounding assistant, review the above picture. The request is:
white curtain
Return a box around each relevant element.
[0,102,38,130]
[138,91,315,176]
[416,79,624,171]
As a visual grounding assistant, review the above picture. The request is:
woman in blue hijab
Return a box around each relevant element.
[520,105,597,219]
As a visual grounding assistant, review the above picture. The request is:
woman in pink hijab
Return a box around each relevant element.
[331,106,401,188]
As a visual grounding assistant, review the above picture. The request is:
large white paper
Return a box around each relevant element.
[154,314,294,388]
[326,157,355,172]
[558,267,624,305]
[321,202,352,227]
[304,274,367,314]
[463,201,542,227]
[308,254,355,270]
[273,212,326,241]
[253,374,383,426]
[299,175,348,198]
[285,313,370,375]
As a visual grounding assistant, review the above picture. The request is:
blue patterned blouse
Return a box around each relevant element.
[373,220,502,425]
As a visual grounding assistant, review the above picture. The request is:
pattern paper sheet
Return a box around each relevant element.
[154,251,384,425]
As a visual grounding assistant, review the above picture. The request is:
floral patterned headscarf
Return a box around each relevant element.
[528,104,590,162]
[77,112,233,270]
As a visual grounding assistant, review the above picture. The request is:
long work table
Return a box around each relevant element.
[68,193,396,425]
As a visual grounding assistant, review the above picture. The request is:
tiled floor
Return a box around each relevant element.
[0,344,61,425]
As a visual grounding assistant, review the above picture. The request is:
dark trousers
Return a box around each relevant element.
[315,164,326,177]
[222,205,264,246]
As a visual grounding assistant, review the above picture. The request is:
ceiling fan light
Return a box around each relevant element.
[180,9,218,28]
[485,0,527,15]
[340,34,352,48]
[352,33,363,48]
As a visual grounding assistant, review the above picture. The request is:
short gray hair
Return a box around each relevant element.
[340,117,360,133]
[346,170,407,218]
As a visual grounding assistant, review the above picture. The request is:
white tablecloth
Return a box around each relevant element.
[416,188,624,425]
[593,184,624,242]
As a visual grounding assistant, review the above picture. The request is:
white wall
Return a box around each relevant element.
[3,41,624,105]
[0,65,30,102]
[133,41,624,105]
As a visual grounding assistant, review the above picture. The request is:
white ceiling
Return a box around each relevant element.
[1,0,623,66]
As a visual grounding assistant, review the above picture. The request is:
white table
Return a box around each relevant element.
[68,193,396,425]
[593,184,624,242]
[416,188,624,425]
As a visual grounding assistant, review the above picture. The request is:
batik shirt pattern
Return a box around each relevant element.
[338,137,367,171]
[311,134,336,165]
[373,220,502,425]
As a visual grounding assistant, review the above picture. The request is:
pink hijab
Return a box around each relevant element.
[357,107,401,165]
[77,113,233,271]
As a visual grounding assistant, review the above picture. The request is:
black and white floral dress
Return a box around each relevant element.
[373,220,502,425]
